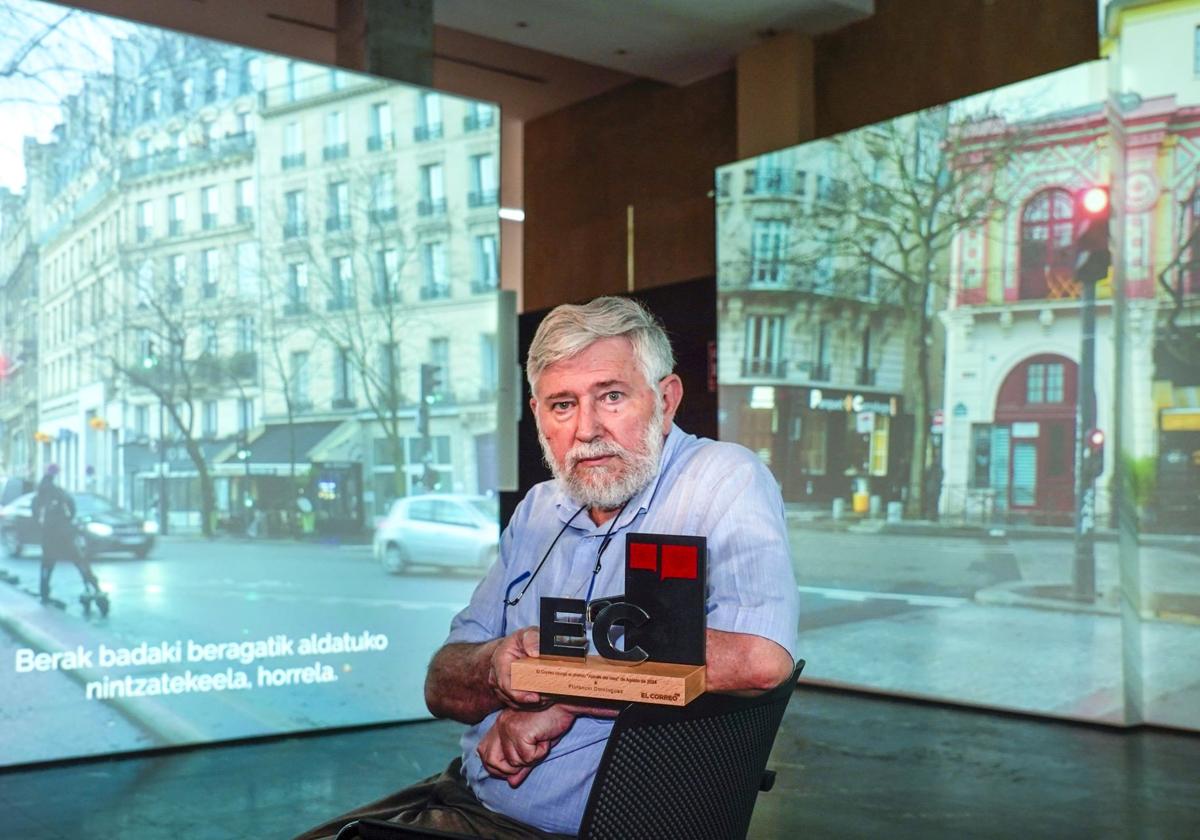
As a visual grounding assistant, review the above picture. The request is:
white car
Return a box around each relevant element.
[374,494,499,574]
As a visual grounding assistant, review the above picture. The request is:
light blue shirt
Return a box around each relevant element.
[442,424,799,835]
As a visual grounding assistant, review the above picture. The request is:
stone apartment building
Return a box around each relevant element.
[0,28,501,533]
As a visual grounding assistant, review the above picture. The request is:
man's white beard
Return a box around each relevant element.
[539,401,666,511]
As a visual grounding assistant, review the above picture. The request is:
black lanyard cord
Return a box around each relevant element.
[504,498,631,610]
[504,504,586,609]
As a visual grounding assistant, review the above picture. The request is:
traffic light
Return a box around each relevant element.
[1082,427,1105,482]
[417,363,441,440]
[417,363,442,439]
[1073,185,1111,284]
[420,363,443,404]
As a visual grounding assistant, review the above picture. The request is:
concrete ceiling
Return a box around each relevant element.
[434,0,875,87]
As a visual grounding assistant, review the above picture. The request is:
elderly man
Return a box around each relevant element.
[298,296,798,839]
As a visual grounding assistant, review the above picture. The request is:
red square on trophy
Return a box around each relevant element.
[629,541,658,572]
[661,544,698,580]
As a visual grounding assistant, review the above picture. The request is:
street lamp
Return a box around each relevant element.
[1072,185,1111,602]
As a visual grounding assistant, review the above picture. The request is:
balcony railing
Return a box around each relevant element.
[368,207,399,224]
[741,358,788,378]
[325,215,351,233]
[810,363,831,382]
[168,219,184,236]
[282,301,310,316]
[856,367,877,386]
[471,277,499,294]
[229,351,257,380]
[283,221,308,239]
[464,111,496,132]
[236,206,253,224]
[136,226,152,243]
[281,152,306,170]
[418,198,447,217]
[468,189,499,208]
[744,167,804,197]
[419,284,451,301]
[332,396,357,410]
[323,143,349,162]
[371,288,400,307]
[122,134,255,181]
[202,281,218,299]
[326,295,352,311]
[367,133,395,152]
[413,123,443,141]
[201,213,217,230]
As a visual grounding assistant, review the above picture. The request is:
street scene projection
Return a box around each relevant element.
[0,0,503,766]
[717,1,1200,731]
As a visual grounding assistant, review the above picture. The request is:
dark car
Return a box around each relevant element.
[0,492,158,559]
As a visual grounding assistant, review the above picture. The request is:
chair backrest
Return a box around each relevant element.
[578,659,804,840]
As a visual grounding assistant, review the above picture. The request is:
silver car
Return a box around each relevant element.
[374,494,499,574]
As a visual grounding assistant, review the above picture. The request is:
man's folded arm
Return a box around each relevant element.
[425,640,502,724]
[704,628,794,695]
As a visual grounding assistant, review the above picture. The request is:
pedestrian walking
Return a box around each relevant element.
[32,465,108,615]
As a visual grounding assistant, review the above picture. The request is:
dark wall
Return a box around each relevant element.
[501,277,717,527]
[814,0,1101,136]
[522,0,1099,310]
[523,75,736,312]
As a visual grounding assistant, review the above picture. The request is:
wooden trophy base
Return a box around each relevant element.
[511,656,706,706]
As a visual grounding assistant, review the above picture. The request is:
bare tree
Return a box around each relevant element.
[733,107,1026,516]
[109,252,221,536]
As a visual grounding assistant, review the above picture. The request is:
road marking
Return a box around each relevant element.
[797,585,969,608]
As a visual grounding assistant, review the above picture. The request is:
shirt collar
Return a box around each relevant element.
[553,423,685,533]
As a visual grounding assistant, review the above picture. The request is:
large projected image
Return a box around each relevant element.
[717,3,1200,731]
[0,1,502,766]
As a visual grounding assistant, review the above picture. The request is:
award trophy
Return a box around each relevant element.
[510,533,707,706]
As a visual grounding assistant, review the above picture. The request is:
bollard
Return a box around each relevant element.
[832,498,846,520]
[886,501,903,523]
[869,495,882,518]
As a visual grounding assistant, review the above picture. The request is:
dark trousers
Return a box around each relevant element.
[293,758,574,840]
[39,553,100,600]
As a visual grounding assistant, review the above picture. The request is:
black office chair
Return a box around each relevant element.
[342,660,804,840]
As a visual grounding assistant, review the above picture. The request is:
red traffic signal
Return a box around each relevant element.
[1073,185,1111,284]
[1079,186,1109,217]
[1086,428,1105,449]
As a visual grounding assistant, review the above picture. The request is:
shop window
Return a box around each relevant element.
[797,412,827,475]
[970,424,992,488]
[869,414,890,477]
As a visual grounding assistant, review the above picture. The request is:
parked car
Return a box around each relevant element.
[374,494,499,574]
[0,492,158,559]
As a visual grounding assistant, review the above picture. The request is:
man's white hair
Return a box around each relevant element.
[526,296,675,393]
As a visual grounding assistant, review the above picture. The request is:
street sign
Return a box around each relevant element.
[931,408,944,434]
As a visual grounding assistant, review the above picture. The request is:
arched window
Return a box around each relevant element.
[1019,188,1075,300]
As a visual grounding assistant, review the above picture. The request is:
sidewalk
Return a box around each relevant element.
[785,503,1200,552]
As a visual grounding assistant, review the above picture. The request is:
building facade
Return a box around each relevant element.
[0,29,501,534]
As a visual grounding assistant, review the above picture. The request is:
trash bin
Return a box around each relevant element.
[832,498,846,520]
[851,477,870,514]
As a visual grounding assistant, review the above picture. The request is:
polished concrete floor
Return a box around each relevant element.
[1,687,1196,839]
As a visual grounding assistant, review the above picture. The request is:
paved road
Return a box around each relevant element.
[0,537,485,764]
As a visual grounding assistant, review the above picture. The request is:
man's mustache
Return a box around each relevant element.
[565,441,627,471]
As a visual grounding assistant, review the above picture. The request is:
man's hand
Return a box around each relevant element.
[487,626,545,709]
[477,705,576,787]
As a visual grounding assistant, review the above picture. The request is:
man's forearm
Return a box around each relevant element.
[704,628,793,694]
[424,640,501,723]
